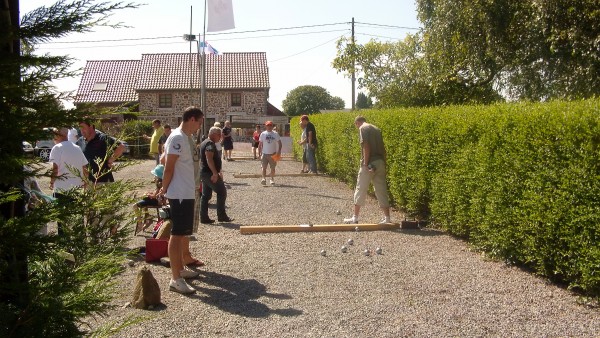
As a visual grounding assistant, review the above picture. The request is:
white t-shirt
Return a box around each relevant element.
[49,141,88,193]
[259,131,281,155]
[164,127,196,200]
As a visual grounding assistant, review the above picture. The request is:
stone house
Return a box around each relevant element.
[74,52,289,138]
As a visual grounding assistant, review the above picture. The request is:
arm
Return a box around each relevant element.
[205,150,220,183]
[307,130,314,148]
[362,142,371,167]
[277,140,283,155]
[50,163,58,190]
[258,141,263,157]
[159,153,179,196]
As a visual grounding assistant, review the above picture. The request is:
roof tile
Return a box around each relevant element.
[75,60,139,104]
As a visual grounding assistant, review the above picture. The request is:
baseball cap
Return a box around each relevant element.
[265,121,273,126]
[301,115,309,121]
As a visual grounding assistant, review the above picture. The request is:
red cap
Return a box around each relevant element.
[301,115,309,121]
[265,121,273,126]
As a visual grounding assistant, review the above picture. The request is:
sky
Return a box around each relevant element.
[20,0,421,110]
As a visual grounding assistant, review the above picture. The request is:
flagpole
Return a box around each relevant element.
[188,6,193,105]
[201,0,208,137]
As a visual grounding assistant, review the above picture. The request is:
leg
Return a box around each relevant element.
[168,235,185,280]
[306,146,317,173]
[214,178,229,220]
[200,177,214,222]
[371,160,391,221]
[344,166,371,223]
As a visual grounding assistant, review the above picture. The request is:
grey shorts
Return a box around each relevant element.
[261,153,277,169]
[167,198,195,236]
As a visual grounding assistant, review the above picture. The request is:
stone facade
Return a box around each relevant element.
[138,89,284,127]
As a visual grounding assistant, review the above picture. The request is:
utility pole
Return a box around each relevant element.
[351,17,356,110]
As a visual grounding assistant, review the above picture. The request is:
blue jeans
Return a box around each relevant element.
[200,173,227,220]
[305,146,317,173]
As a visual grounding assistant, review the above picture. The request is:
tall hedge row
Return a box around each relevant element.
[291,99,600,296]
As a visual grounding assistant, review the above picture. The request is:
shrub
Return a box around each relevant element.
[292,98,600,296]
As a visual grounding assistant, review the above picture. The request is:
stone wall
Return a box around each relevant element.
[138,89,270,127]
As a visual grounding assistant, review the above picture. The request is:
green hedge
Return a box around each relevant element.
[292,99,600,296]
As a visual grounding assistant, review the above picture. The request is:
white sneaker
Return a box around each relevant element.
[179,267,199,279]
[343,216,358,224]
[378,218,392,225]
[269,179,275,185]
[169,278,195,294]
[261,178,266,185]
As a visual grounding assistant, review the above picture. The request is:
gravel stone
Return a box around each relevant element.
[37,145,600,337]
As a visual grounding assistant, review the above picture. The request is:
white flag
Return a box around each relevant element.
[207,0,235,32]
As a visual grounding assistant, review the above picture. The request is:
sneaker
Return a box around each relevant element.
[179,267,199,279]
[269,179,275,185]
[343,216,358,224]
[378,218,392,225]
[261,178,266,185]
[169,278,195,294]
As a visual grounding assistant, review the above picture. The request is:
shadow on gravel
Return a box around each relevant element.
[191,270,303,318]
[395,228,446,237]
[305,193,345,200]
[269,184,306,189]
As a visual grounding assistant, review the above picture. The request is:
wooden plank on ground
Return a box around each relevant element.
[240,223,400,234]
[233,173,320,178]
[230,156,294,161]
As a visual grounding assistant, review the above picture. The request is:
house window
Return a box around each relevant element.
[159,94,172,108]
[92,82,108,91]
[231,93,241,107]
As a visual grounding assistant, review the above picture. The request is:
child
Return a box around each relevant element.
[133,164,164,235]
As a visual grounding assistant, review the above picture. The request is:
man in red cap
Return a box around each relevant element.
[258,121,282,185]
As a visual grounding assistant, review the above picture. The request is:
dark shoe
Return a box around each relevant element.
[201,218,215,224]
[218,216,234,222]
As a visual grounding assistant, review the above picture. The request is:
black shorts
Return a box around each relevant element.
[223,138,233,150]
[252,140,259,148]
[136,196,160,207]
[167,198,195,236]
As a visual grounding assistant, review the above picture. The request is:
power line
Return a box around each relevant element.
[356,32,408,41]
[270,35,344,63]
[207,22,349,36]
[355,22,420,30]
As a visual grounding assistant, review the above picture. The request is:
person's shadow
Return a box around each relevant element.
[191,270,302,318]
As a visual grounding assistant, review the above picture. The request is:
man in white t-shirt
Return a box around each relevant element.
[158,106,203,294]
[49,127,89,235]
[258,121,282,185]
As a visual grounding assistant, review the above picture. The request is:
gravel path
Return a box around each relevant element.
[63,145,598,337]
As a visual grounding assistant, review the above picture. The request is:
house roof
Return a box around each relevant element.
[75,60,139,104]
[136,52,270,91]
[266,102,286,117]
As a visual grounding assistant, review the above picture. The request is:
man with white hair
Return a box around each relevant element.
[199,126,233,223]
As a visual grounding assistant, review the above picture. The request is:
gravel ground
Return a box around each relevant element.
[38,144,599,337]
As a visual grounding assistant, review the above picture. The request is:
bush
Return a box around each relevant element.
[292,98,600,296]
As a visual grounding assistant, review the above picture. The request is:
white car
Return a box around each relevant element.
[22,141,34,155]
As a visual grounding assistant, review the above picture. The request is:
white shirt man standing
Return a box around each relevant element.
[158,106,203,294]
[258,120,282,185]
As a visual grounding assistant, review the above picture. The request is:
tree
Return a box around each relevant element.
[417,0,599,100]
[355,92,373,109]
[333,1,599,106]
[282,85,346,116]
[1,1,139,336]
